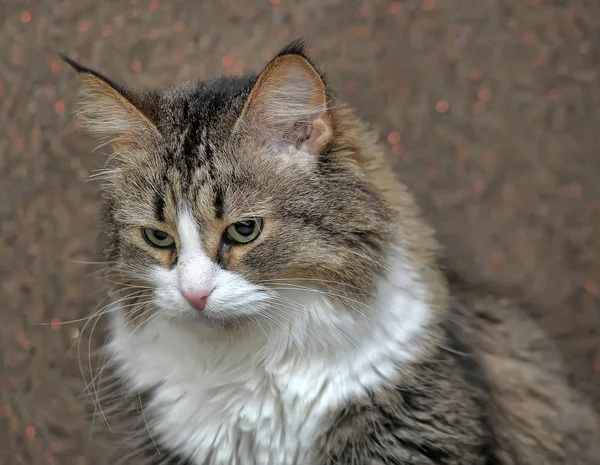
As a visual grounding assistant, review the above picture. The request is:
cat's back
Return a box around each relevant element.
[447,271,600,465]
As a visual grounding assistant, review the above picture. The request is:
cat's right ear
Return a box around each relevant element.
[61,55,160,146]
[233,41,333,169]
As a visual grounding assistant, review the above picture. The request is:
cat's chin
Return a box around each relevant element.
[168,310,235,334]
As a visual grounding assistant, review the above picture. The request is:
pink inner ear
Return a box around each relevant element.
[114,132,136,148]
[300,114,333,156]
[236,53,333,158]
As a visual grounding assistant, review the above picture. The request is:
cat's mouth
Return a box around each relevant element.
[177,306,240,332]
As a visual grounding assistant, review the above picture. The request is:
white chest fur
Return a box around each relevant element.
[106,250,432,465]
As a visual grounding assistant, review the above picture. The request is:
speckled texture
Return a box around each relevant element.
[1,0,599,463]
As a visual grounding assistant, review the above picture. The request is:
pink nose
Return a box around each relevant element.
[182,291,210,311]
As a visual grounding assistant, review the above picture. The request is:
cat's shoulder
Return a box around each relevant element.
[316,323,492,465]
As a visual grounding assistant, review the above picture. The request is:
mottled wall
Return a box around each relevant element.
[1,1,599,463]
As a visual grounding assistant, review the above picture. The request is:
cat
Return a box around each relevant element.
[63,40,600,465]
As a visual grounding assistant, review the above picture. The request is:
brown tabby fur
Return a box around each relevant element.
[63,40,600,464]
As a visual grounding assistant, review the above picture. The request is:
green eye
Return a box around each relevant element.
[142,228,175,248]
[225,219,262,244]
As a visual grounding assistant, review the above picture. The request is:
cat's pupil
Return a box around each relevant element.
[153,230,169,240]
[235,221,255,237]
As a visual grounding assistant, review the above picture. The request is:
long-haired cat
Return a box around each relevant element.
[63,40,600,465]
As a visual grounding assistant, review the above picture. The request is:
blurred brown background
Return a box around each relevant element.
[1,0,600,463]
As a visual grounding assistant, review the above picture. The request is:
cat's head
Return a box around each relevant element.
[66,41,407,330]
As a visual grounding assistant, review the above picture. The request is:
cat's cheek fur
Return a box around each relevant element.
[148,266,189,317]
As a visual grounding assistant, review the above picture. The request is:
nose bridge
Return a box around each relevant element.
[177,205,216,293]
[178,255,215,293]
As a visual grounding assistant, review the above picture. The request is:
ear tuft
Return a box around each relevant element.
[236,40,333,160]
[62,55,159,146]
[275,38,310,59]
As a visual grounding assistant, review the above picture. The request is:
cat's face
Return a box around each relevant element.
[68,42,393,329]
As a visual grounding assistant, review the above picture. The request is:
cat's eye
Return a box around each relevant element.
[225,219,262,244]
[142,228,175,248]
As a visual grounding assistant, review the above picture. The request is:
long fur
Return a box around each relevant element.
[63,42,600,465]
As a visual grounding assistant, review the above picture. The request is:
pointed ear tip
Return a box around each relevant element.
[278,38,309,57]
[60,54,87,74]
[274,39,328,84]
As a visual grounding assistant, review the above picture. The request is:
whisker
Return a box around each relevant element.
[254,310,309,362]
[139,391,160,457]
[260,277,375,297]
[268,295,359,349]
[40,291,152,326]
[88,302,113,433]
[82,299,156,393]
[102,278,155,290]
[267,285,374,322]
[70,259,119,266]
[78,292,155,437]
[248,315,271,343]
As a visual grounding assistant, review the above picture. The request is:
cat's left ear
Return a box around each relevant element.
[235,40,333,161]
[61,55,160,147]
